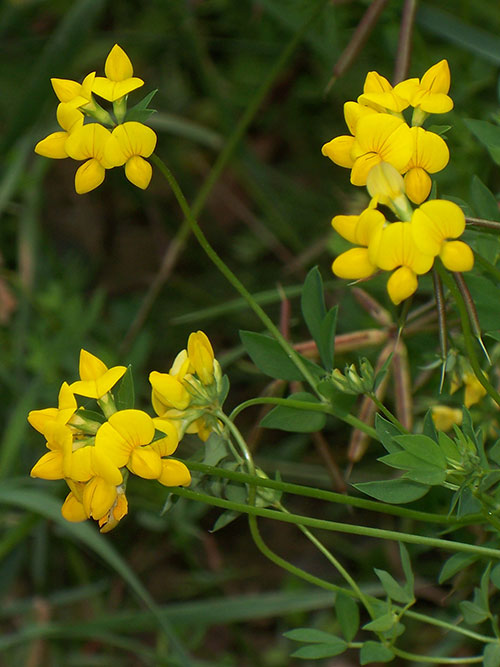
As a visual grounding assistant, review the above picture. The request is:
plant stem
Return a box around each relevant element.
[437,264,500,407]
[183,460,483,526]
[152,154,321,396]
[167,486,500,560]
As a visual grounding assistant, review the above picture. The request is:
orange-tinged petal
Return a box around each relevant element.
[30,451,64,479]
[83,477,117,520]
[61,492,87,522]
[128,445,162,479]
[104,44,134,81]
[125,156,152,189]
[440,240,474,272]
[387,266,418,304]
[74,159,106,194]
[157,459,191,487]
[321,135,355,168]
[99,492,128,533]
[35,132,69,159]
[332,247,377,279]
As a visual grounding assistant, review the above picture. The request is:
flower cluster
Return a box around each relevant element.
[29,331,224,532]
[35,44,157,194]
[323,61,474,304]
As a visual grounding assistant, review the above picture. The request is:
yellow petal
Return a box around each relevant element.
[128,445,162,479]
[99,492,128,533]
[91,448,123,485]
[370,222,433,274]
[149,371,191,410]
[125,156,152,189]
[321,135,355,168]
[354,208,386,246]
[28,407,58,435]
[30,451,64,479]
[95,421,131,468]
[104,44,134,81]
[35,132,69,159]
[151,418,180,457]
[187,331,215,385]
[343,101,377,135]
[107,409,155,448]
[61,492,88,522]
[112,122,157,158]
[74,159,105,194]
[67,446,93,482]
[56,103,84,133]
[404,167,431,205]
[170,349,192,378]
[65,123,113,162]
[408,127,449,173]
[386,266,418,304]
[51,78,82,103]
[439,240,474,272]
[83,477,117,520]
[92,77,144,102]
[350,152,381,186]
[412,199,465,256]
[418,92,453,114]
[331,215,359,243]
[431,406,462,431]
[366,162,405,203]
[79,349,108,380]
[332,248,377,279]
[421,60,451,95]
[157,459,191,487]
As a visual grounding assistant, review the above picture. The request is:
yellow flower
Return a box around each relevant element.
[51,71,96,108]
[70,349,127,399]
[92,44,144,102]
[369,222,434,304]
[394,60,453,116]
[463,371,487,408]
[411,200,474,272]
[187,331,215,385]
[150,350,193,413]
[365,162,413,221]
[357,71,409,113]
[331,208,385,280]
[107,122,157,189]
[98,490,128,533]
[431,406,462,431]
[64,123,122,194]
[94,409,162,479]
[28,382,77,438]
[30,423,73,480]
[34,103,84,159]
[404,127,449,204]
[320,102,377,170]
[157,459,191,487]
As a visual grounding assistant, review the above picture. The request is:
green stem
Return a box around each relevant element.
[391,647,483,664]
[437,264,500,407]
[229,397,377,438]
[183,460,483,526]
[367,392,407,432]
[216,410,256,476]
[152,154,320,396]
[167,486,500,560]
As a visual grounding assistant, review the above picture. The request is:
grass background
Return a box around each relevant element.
[1,0,500,664]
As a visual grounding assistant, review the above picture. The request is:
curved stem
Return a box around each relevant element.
[152,154,320,396]
[229,396,378,438]
[437,264,500,407]
[367,392,407,432]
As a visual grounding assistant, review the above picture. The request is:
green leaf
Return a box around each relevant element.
[459,599,489,625]
[393,434,447,468]
[354,478,429,504]
[489,439,500,466]
[240,330,322,381]
[363,612,396,632]
[291,641,347,659]
[375,415,405,454]
[380,451,444,472]
[464,119,500,165]
[422,409,438,441]
[374,569,413,604]
[211,510,240,532]
[203,433,229,466]
[335,591,359,642]
[462,275,500,332]
[427,124,451,136]
[260,392,326,432]
[484,642,500,667]
[124,89,158,123]
[438,431,460,463]
[470,175,500,221]
[403,468,446,486]
[301,267,326,347]
[490,563,500,589]
[284,628,344,643]
[360,641,394,664]
[115,365,135,410]
[440,553,476,586]
[399,543,414,598]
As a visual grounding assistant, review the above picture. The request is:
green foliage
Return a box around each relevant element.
[260,392,327,432]
[301,266,338,371]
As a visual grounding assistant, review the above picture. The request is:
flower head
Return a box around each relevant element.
[357,71,409,113]
[331,208,385,280]
[394,60,453,120]
[404,127,449,204]
[107,122,157,189]
[70,349,127,399]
